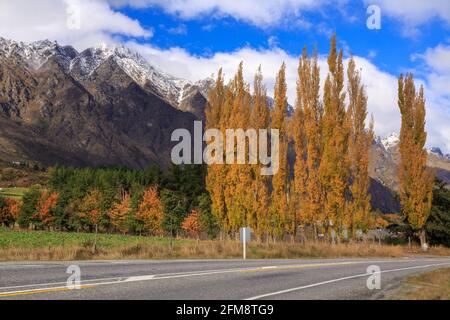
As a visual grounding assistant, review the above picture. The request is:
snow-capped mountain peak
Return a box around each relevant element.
[68,42,195,106]
[377,131,450,161]
[0,38,198,107]
[428,147,444,157]
[0,37,77,70]
[381,132,400,150]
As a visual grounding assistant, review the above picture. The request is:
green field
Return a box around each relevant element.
[0,187,29,200]
[0,227,189,249]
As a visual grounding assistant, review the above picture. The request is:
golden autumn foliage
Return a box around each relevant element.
[251,66,271,240]
[224,62,254,234]
[319,34,349,232]
[205,69,229,235]
[398,74,435,248]
[270,63,290,237]
[206,62,265,238]
[292,47,323,228]
[292,51,308,226]
[135,186,164,235]
[202,34,429,243]
[109,192,131,234]
[373,215,390,229]
[346,56,373,233]
[181,209,201,238]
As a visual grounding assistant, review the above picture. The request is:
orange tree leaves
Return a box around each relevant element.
[33,191,59,228]
[135,186,164,235]
[109,193,132,234]
[182,209,201,238]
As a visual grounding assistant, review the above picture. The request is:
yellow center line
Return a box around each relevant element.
[0,284,94,298]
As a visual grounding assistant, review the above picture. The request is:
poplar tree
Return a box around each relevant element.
[398,73,434,250]
[251,66,271,241]
[292,48,309,228]
[304,48,323,232]
[224,63,246,234]
[205,69,229,235]
[270,63,289,238]
[293,47,323,239]
[346,57,373,234]
[233,63,254,234]
[319,34,349,240]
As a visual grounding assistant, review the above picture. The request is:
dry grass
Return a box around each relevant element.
[1,238,449,261]
[389,268,450,300]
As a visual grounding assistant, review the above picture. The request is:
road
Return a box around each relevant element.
[0,257,449,299]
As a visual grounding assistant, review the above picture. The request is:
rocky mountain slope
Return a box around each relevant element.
[0,38,449,213]
[0,38,203,168]
[370,132,450,191]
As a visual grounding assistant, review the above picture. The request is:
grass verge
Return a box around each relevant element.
[1,227,450,261]
[388,268,450,300]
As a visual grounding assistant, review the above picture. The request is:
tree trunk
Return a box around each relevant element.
[419,229,428,251]
[330,228,336,246]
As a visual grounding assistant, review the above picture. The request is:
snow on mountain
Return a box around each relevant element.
[427,147,450,163]
[380,132,400,150]
[0,37,77,70]
[376,131,450,163]
[428,147,444,157]
[69,43,195,106]
[0,38,197,108]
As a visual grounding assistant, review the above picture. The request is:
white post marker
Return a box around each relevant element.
[240,227,251,260]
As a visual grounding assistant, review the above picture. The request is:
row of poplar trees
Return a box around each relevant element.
[205,35,375,242]
[206,34,435,247]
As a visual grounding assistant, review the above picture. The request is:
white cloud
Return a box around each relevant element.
[108,0,329,27]
[421,44,450,74]
[167,24,188,35]
[415,44,450,152]
[365,0,450,35]
[368,50,377,59]
[0,0,151,50]
[267,36,279,48]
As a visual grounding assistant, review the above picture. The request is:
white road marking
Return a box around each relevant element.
[124,275,156,282]
[1,259,449,297]
[245,262,450,300]
[0,261,359,295]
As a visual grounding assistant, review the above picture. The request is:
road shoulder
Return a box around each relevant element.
[381,267,450,300]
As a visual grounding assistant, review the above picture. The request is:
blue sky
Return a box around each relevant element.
[118,1,447,77]
[0,0,449,152]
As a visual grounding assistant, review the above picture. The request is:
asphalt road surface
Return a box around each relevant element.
[0,257,449,300]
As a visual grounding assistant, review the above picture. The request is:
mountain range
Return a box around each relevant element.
[0,38,449,213]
